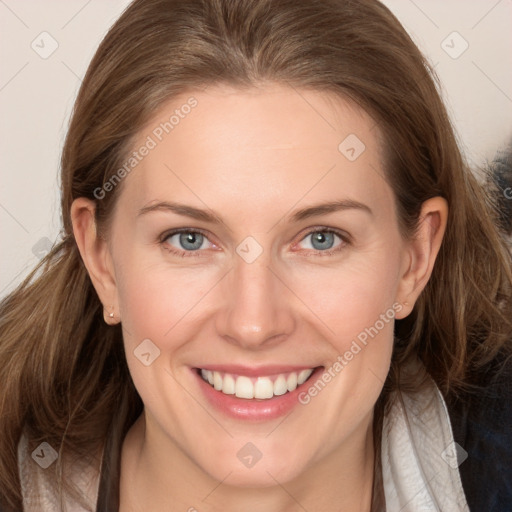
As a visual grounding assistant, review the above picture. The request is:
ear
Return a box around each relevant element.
[395,196,448,320]
[71,197,120,325]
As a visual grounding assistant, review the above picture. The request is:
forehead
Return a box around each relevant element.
[116,84,392,223]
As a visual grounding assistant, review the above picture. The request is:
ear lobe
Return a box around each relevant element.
[71,197,120,323]
[395,196,448,320]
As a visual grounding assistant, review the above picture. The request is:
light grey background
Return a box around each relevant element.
[1,0,511,297]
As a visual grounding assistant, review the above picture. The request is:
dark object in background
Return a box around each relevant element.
[451,141,512,511]
[447,351,512,512]
[489,141,512,237]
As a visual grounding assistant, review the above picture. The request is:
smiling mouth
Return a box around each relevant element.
[196,367,320,400]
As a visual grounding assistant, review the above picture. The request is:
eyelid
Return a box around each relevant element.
[297,225,352,244]
[159,227,212,244]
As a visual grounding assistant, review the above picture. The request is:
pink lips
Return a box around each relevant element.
[193,365,323,421]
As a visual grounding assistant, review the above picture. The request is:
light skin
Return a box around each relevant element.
[71,83,448,511]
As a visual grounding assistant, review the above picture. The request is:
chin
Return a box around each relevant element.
[199,449,307,488]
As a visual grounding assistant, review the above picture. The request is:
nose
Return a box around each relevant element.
[215,250,296,350]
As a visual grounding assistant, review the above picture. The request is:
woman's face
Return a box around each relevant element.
[103,83,414,485]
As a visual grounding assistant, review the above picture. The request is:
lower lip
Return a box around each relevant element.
[192,367,324,421]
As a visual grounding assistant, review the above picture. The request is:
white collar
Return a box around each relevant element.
[381,371,469,511]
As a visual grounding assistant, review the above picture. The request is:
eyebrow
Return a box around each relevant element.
[137,201,223,223]
[290,199,373,222]
[137,199,373,224]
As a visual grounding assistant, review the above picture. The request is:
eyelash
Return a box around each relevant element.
[159,227,351,258]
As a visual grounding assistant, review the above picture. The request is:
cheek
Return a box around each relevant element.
[287,248,400,418]
[113,247,223,378]
[114,259,213,416]
[289,260,398,444]
[116,267,211,339]
[289,251,401,350]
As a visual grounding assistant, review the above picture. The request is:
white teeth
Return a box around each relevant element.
[273,375,288,396]
[297,369,313,385]
[199,368,315,400]
[235,376,254,399]
[254,377,274,399]
[222,374,236,395]
[213,371,223,391]
[286,372,298,392]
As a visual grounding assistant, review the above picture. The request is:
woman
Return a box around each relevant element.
[1,0,511,510]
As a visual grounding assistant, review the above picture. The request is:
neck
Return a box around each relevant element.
[119,412,376,512]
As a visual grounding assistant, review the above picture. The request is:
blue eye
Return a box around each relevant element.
[297,229,347,255]
[161,229,213,256]
[174,232,204,251]
[307,231,336,250]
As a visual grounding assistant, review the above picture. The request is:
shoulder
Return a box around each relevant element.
[17,429,101,512]
[17,432,62,512]
[446,354,512,512]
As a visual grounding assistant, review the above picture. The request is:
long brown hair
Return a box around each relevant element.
[1,0,511,509]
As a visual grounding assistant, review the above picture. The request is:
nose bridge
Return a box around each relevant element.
[216,246,294,348]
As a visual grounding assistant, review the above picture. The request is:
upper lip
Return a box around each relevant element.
[194,364,321,377]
